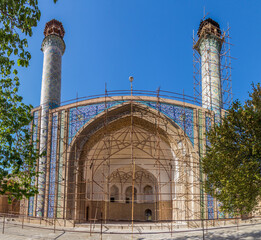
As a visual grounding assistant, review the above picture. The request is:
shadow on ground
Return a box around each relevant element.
[162,228,261,240]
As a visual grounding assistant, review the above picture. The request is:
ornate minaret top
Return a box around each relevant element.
[43,19,65,38]
[197,18,221,38]
[41,19,65,55]
[194,18,223,53]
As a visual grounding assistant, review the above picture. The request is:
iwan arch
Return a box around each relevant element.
[66,100,199,222]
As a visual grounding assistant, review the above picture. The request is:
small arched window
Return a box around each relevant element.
[110,185,119,203]
[125,186,137,203]
[144,185,153,202]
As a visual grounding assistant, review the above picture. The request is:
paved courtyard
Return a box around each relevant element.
[0,220,261,239]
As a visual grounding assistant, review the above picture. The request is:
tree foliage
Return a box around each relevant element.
[202,84,261,216]
[0,0,56,200]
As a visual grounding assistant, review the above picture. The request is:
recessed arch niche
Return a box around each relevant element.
[66,102,197,222]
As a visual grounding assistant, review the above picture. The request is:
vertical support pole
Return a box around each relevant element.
[130,90,134,238]
[129,76,135,238]
[183,89,190,227]
[170,163,173,237]
[102,162,106,224]
[100,212,103,240]
[74,137,78,222]
[22,213,24,229]
[54,218,56,233]
[44,111,53,218]
[156,88,162,225]
[103,84,109,224]
[198,108,205,238]
[57,110,65,220]
[63,109,69,222]
[90,162,94,236]
[131,162,135,236]
[2,215,5,234]
[74,95,78,223]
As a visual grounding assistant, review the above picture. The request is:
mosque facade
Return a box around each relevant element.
[24,18,229,225]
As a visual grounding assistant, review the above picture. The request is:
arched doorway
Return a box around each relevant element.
[145,209,152,221]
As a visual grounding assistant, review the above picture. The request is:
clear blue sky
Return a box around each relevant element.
[18,0,261,108]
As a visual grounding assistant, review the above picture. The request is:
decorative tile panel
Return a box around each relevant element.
[68,101,194,145]
[207,195,215,219]
[47,113,58,218]
[28,111,39,216]
[217,201,225,219]
[139,101,194,145]
[198,110,205,219]
[205,115,211,147]
[57,111,65,218]
[205,114,214,219]
[68,101,124,144]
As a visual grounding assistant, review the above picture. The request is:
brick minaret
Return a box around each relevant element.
[36,19,65,217]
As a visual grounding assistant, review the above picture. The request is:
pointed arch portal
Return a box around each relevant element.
[64,101,199,222]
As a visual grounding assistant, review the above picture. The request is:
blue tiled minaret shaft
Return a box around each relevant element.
[194,18,223,119]
[36,19,65,217]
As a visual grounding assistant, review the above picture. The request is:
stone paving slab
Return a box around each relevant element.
[0,221,261,239]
